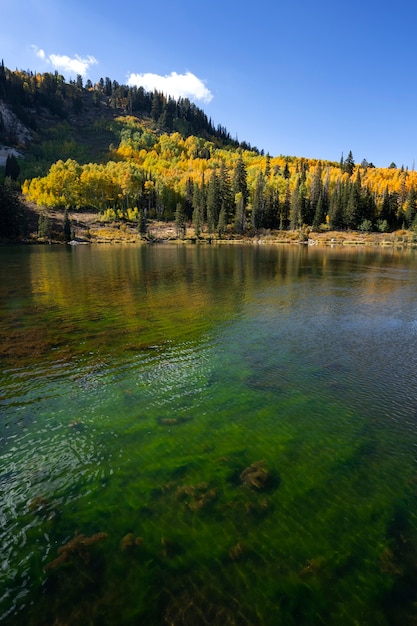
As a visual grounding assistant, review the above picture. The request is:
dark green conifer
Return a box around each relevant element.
[63,209,71,241]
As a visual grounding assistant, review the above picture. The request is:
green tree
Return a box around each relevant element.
[290,177,302,230]
[0,179,25,239]
[63,209,71,241]
[218,160,233,226]
[343,150,355,176]
[312,194,325,230]
[232,154,248,233]
[234,192,246,234]
[251,171,265,229]
[344,171,361,228]
[175,202,186,238]
[206,171,221,233]
[232,154,248,205]
[5,154,20,181]
[328,180,345,229]
[38,212,52,241]
[405,185,417,227]
[138,209,147,235]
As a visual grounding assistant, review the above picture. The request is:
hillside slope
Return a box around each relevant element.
[2,64,417,242]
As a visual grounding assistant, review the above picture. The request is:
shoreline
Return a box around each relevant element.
[5,206,417,248]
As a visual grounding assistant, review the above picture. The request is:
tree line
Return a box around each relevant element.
[0,61,257,151]
[22,140,417,235]
[2,63,417,239]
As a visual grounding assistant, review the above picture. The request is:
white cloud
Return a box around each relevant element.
[127,71,213,103]
[49,54,97,77]
[31,46,97,77]
[32,46,45,60]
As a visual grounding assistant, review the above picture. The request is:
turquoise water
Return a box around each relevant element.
[2,243,417,624]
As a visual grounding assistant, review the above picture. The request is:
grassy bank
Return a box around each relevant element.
[18,204,417,248]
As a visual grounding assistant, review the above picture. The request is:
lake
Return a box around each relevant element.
[1,242,417,625]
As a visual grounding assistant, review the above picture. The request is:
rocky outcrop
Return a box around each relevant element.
[0,100,31,165]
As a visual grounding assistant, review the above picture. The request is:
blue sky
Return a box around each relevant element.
[2,0,416,168]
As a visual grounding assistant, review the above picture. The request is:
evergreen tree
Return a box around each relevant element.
[312,194,325,230]
[138,209,147,235]
[234,192,246,234]
[264,185,279,229]
[405,185,417,227]
[63,209,71,241]
[265,153,271,178]
[218,160,233,225]
[343,151,355,176]
[0,179,25,239]
[38,212,52,241]
[175,202,186,238]
[328,181,344,229]
[379,186,396,230]
[251,171,266,229]
[279,183,291,230]
[206,171,221,233]
[290,177,302,230]
[344,170,361,228]
[217,205,226,237]
[309,164,323,222]
[5,154,20,181]
[232,154,248,233]
[232,153,248,204]
[192,183,203,237]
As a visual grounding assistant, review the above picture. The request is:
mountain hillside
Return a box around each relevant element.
[1,62,417,243]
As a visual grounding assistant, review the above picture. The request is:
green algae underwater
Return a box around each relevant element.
[2,243,417,625]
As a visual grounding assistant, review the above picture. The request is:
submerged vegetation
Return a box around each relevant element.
[1,62,417,242]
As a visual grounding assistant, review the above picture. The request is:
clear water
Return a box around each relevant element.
[1,243,417,625]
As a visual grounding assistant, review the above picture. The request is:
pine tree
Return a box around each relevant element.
[290,177,302,230]
[343,151,355,176]
[234,192,246,234]
[328,181,344,229]
[312,194,325,230]
[218,160,233,225]
[282,159,290,180]
[265,153,271,178]
[344,170,362,228]
[264,185,279,229]
[405,185,417,227]
[175,203,186,239]
[232,154,248,196]
[192,182,204,236]
[5,154,20,181]
[279,183,291,230]
[0,179,25,239]
[38,212,52,241]
[63,209,71,241]
[138,209,147,235]
[232,154,248,233]
[206,171,221,233]
[251,171,265,229]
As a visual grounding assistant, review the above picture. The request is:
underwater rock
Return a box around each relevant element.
[44,531,108,571]
[240,460,271,490]
[175,482,216,511]
[120,533,143,551]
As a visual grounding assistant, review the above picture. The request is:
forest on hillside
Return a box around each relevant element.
[1,62,417,240]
